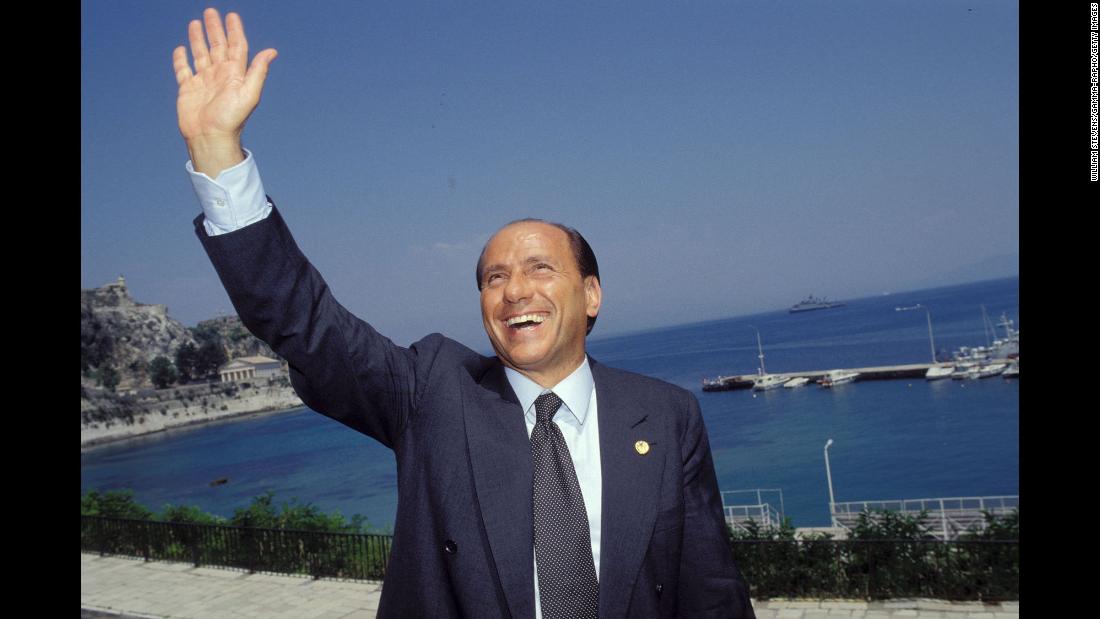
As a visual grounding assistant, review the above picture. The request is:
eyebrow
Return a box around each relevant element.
[481,256,559,277]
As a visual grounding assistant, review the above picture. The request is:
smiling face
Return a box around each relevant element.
[478,221,602,387]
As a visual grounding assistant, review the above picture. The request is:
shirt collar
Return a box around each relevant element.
[503,356,594,426]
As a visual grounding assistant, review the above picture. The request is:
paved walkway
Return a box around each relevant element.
[82,553,1018,618]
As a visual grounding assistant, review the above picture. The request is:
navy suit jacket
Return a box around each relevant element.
[196,205,755,618]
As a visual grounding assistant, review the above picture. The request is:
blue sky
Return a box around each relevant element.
[82,0,1018,349]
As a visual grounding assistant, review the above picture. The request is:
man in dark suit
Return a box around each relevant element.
[175,9,755,618]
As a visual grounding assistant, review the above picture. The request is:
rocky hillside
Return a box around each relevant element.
[81,277,196,390]
[193,315,279,361]
[81,277,281,391]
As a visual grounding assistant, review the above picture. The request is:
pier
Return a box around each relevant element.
[702,360,1015,391]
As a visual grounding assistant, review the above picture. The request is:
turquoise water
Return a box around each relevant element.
[81,276,1018,530]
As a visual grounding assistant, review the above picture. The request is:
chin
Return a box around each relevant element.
[503,349,551,371]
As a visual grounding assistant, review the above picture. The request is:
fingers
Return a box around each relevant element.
[226,12,248,68]
[172,46,194,85]
[244,48,278,95]
[188,19,210,71]
[203,8,229,64]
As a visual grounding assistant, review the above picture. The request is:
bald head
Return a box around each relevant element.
[476,218,600,334]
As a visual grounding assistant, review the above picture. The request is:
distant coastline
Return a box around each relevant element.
[81,403,306,451]
[81,377,305,450]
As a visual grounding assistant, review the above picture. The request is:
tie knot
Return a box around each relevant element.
[533,391,563,424]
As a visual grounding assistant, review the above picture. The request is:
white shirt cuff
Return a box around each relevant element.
[186,148,272,236]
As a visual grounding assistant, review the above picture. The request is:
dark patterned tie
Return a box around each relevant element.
[531,391,600,619]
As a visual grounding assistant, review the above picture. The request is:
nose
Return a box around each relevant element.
[503,270,533,304]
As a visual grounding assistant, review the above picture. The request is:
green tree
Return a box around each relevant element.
[159,504,225,525]
[175,342,198,383]
[230,491,280,529]
[961,509,1019,540]
[128,359,148,384]
[150,356,178,389]
[850,509,934,540]
[228,491,368,533]
[81,489,153,520]
[96,366,120,392]
[192,322,222,347]
[728,516,797,541]
[196,341,228,380]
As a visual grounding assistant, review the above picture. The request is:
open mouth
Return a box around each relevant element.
[505,313,547,330]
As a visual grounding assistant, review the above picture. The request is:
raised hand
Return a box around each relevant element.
[173,8,277,177]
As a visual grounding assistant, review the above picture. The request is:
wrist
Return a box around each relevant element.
[186,134,245,178]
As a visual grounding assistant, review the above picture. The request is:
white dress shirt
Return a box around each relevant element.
[186,149,271,237]
[504,359,602,619]
[185,152,604,618]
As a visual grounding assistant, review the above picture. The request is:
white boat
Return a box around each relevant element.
[951,310,1019,363]
[752,374,787,391]
[925,365,955,381]
[783,377,810,388]
[1002,361,1019,378]
[820,370,859,387]
[748,327,785,391]
[991,313,1020,359]
[976,363,1007,379]
[952,362,980,380]
[954,345,992,362]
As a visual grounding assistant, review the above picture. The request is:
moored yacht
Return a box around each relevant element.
[925,365,955,381]
[752,374,787,391]
[952,362,981,380]
[820,370,860,387]
[749,327,785,391]
[976,363,1007,379]
[783,377,811,388]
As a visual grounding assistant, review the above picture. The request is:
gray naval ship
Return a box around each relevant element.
[789,294,846,313]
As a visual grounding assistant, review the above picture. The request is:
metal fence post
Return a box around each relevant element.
[940,499,948,540]
[190,523,200,567]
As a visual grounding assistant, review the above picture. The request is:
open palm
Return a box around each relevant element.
[173,9,277,143]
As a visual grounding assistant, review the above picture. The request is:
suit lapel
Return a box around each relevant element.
[462,359,667,619]
[593,360,667,619]
[461,363,536,619]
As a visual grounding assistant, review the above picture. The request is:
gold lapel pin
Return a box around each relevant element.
[634,440,650,455]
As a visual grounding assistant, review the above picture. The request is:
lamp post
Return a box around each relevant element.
[896,304,937,363]
[824,439,837,528]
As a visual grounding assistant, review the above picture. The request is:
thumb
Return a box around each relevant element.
[244,48,278,95]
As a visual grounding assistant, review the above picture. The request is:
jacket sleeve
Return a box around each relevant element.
[194,202,434,449]
[677,392,757,618]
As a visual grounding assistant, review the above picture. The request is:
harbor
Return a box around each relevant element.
[704,301,1019,392]
[702,360,1016,391]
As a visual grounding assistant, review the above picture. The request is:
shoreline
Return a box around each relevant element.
[81,377,307,450]
[80,403,309,451]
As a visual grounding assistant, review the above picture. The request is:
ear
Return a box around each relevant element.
[584,276,602,319]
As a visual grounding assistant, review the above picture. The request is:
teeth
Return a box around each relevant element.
[506,314,547,326]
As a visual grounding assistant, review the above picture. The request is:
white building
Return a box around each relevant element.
[218,356,283,383]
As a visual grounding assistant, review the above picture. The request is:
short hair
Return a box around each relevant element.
[476,219,600,335]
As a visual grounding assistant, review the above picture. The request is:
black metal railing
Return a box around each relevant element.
[731,539,1019,601]
[82,517,1018,600]
[81,516,392,580]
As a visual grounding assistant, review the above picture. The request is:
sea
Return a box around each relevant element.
[80,276,1019,532]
